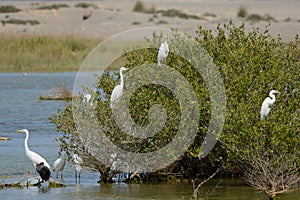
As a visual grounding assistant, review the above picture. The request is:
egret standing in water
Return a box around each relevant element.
[73,154,83,182]
[17,129,51,181]
[36,162,51,182]
[157,35,169,66]
[110,67,127,108]
[53,151,66,178]
[260,90,280,120]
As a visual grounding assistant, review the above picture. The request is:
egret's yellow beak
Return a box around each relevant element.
[274,90,281,94]
[16,130,23,133]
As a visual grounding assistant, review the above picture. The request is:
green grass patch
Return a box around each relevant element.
[237,6,247,18]
[133,0,155,14]
[203,12,216,18]
[156,9,200,20]
[75,2,98,9]
[132,21,142,25]
[246,13,277,23]
[37,3,70,10]
[0,35,101,72]
[0,5,22,13]
[1,18,40,25]
[156,20,168,25]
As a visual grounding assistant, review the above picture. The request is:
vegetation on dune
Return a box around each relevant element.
[75,2,98,9]
[133,0,155,14]
[0,35,101,72]
[50,21,300,199]
[237,6,277,23]
[1,18,40,26]
[36,3,70,10]
[0,5,22,13]
[133,1,202,20]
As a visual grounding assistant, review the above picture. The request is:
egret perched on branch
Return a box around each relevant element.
[157,35,169,66]
[73,154,83,182]
[53,151,66,178]
[17,129,51,181]
[110,67,127,108]
[84,93,92,102]
[260,90,280,120]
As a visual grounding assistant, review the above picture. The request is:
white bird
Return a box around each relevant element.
[73,154,83,182]
[157,35,169,66]
[84,93,92,102]
[17,129,51,180]
[53,151,66,178]
[260,90,280,120]
[110,67,127,108]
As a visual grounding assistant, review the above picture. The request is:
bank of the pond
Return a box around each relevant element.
[0,35,101,72]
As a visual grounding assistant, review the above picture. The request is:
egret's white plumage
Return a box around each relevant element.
[110,67,127,108]
[73,154,83,181]
[157,35,169,65]
[17,129,51,170]
[83,93,92,103]
[260,90,280,120]
[53,151,65,178]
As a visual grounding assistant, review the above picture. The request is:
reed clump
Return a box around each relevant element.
[0,35,101,72]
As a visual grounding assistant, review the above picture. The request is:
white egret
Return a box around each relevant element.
[84,93,92,102]
[17,129,51,180]
[53,151,66,178]
[260,90,280,120]
[157,35,169,66]
[110,67,127,108]
[36,162,51,182]
[83,93,93,106]
[72,154,83,182]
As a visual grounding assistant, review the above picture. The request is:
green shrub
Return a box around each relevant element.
[203,12,216,18]
[196,21,299,198]
[1,19,40,25]
[0,5,21,13]
[132,21,141,25]
[37,4,69,10]
[133,0,144,12]
[237,6,247,18]
[156,20,168,24]
[75,3,98,9]
[157,9,200,20]
[50,21,300,194]
[133,0,155,13]
[246,13,277,22]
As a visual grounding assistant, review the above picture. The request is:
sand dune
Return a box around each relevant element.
[0,0,299,41]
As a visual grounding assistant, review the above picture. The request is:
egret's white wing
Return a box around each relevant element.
[27,150,50,169]
[260,97,272,120]
[53,157,65,171]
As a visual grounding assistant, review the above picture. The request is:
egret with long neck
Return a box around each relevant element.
[17,129,51,170]
[260,90,280,120]
[110,67,127,108]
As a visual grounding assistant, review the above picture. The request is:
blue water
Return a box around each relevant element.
[0,72,299,200]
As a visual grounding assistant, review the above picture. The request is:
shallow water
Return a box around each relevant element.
[0,73,299,200]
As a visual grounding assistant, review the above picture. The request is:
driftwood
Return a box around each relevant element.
[0,136,11,141]
[39,83,75,101]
